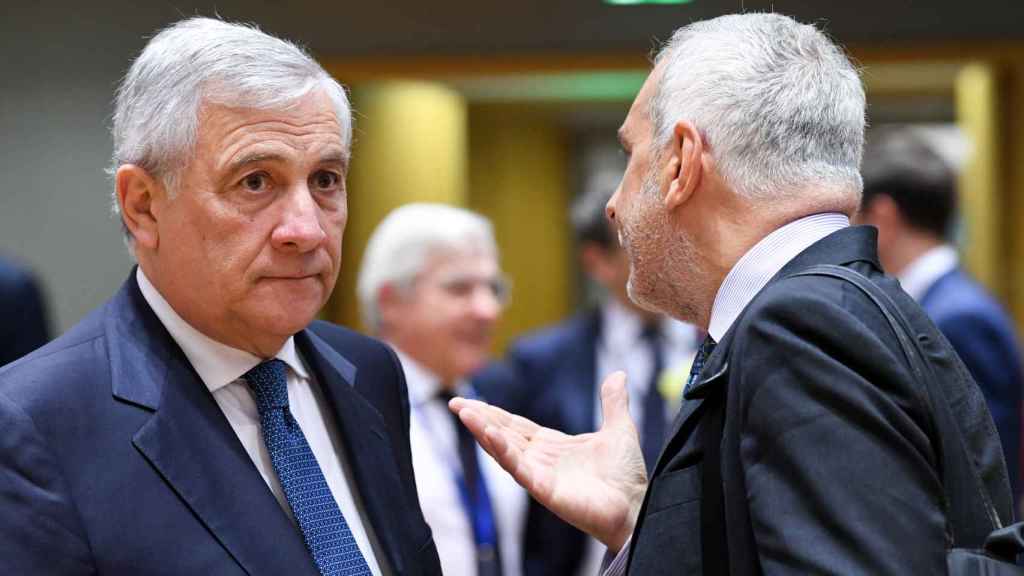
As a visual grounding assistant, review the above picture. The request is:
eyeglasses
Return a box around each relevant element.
[434,272,512,306]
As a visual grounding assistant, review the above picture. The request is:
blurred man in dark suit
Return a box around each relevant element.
[0,257,50,366]
[0,17,440,575]
[858,127,1023,500]
[485,185,699,576]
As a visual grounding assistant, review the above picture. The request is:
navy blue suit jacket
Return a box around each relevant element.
[0,274,442,575]
[0,257,50,367]
[920,267,1023,496]
[477,311,602,576]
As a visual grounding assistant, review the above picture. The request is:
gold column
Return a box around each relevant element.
[955,63,1003,296]
[468,105,572,353]
[1004,62,1024,326]
[329,81,469,330]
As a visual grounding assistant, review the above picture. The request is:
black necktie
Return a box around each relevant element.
[684,336,718,397]
[438,390,503,576]
[640,325,667,475]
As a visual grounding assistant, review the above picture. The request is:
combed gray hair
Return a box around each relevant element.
[110,17,352,233]
[652,13,865,200]
[357,203,498,332]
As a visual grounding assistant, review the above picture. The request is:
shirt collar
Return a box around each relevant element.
[897,244,958,302]
[392,347,470,408]
[135,268,309,393]
[708,213,850,341]
[600,298,645,351]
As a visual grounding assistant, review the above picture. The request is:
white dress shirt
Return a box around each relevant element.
[897,244,958,302]
[578,301,700,576]
[396,350,527,576]
[136,268,384,576]
[604,212,850,576]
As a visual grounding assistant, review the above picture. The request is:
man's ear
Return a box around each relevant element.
[664,120,704,210]
[116,165,164,250]
[376,283,405,333]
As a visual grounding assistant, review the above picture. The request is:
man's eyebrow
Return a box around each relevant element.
[225,152,285,175]
[225,151,349,174]
[317,151,349,168]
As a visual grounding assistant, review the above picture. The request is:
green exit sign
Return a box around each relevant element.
[605,0,694,4]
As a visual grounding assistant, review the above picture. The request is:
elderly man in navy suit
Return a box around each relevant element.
[858,127,1024,502]
[0,17,441,575]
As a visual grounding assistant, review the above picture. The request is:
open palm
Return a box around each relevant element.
[449,372,648,552]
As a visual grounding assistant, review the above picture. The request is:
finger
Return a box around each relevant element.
[450,396,541,437]
[598,371,635,431]
[485,425,542,496]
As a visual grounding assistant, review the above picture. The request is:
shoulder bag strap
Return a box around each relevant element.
[789,264,1000,546]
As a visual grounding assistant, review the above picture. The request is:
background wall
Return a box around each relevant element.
[4,1,1024,338]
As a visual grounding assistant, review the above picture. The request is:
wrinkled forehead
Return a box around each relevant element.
[192,92,348,165]
[197,83,350,149]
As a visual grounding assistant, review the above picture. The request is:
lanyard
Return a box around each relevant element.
[412,391,500,552]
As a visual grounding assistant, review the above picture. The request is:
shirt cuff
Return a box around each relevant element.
[601,538,631,576]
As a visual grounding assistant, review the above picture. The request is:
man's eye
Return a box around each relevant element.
[311,170,341,191]
[241,173,269,192]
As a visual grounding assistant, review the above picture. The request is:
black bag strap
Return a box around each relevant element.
[789,264,1001,546]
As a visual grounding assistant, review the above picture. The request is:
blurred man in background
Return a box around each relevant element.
[859,127,1023,500]
[0,17,441,575]
[486,185,700,576]
[0,256,50,366]
[358,203,527,576]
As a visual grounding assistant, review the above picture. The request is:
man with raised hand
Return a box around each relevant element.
[451,13,1012,575]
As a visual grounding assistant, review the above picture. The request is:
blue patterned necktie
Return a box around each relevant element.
[245,359,372,576]
[683,336,717,397]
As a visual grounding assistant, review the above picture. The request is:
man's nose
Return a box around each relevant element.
[271,186,326,252]
[606,186,621,222]
[470,285,502,322]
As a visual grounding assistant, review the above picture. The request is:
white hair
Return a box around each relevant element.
[109,17,352,236]
[651,13,865,200]
[357,203,498,332]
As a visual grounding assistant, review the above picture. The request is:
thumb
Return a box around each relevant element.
[598,371,635,432]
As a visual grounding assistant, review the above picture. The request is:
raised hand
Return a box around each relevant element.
[448,371,648,552]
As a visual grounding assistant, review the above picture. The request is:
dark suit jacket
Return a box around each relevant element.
[477,311,602,576]
[920,267,1023,497]
[0,274,442,575]
[0,257,50,367]
[626,226,1013,575]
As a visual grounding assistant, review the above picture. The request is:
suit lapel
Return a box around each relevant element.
[650,334,731,477]
[108,276,317,576]
[298,330,409,575]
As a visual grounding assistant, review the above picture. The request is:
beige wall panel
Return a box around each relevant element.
[330,81,469,330]
[468,106,572,354]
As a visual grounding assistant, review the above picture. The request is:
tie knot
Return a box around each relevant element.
[699,336,717,358]
[245,359,289,411]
